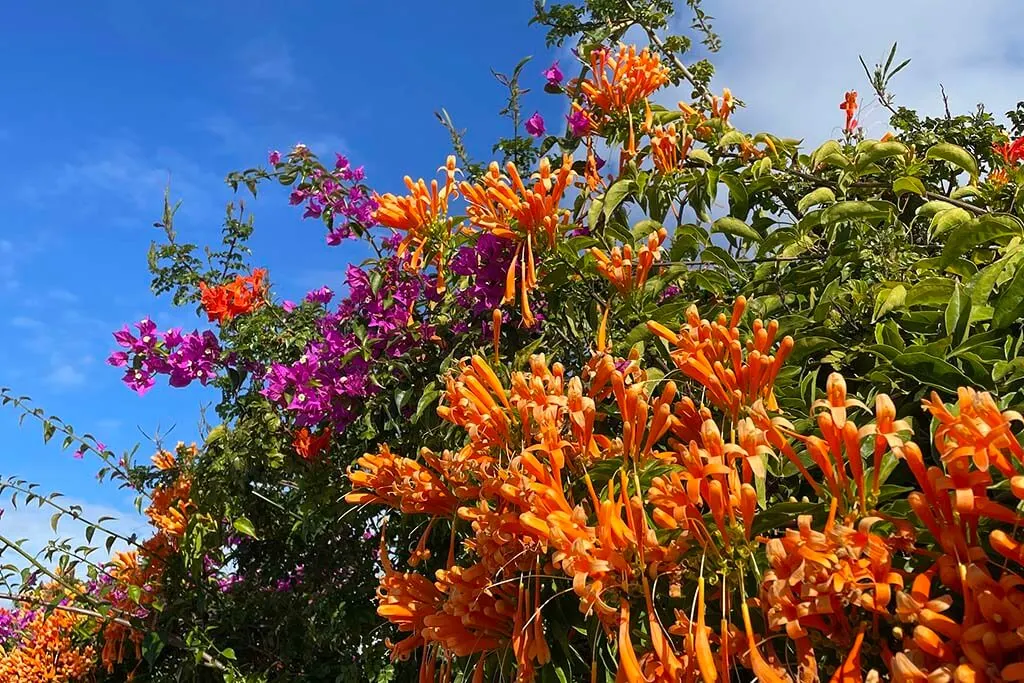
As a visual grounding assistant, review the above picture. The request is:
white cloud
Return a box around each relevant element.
[0,496,146,580]
[682,1,1024,144]
[44,362,89,391]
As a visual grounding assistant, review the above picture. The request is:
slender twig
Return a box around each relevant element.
[1,480,141,548]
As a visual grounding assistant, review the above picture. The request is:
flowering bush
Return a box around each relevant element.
[6,1,1024,681]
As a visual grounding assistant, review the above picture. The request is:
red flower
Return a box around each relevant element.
[293,426,331,461]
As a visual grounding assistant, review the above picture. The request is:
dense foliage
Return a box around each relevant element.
[6,1,1024,681]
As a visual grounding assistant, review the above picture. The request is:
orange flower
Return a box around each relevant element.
[346,444,459,517]
[922,387,1024,476]
[648,122,694,172]
[292,425,331,460]
[0,602,96,682]
[199,268,267,324]
[590,227,668,295]
[577,45,670,114]
[460,156,574,326]
[374,156,459,278]
[647,297,794,419]
[840,91,859,134]
[711,88,735,124]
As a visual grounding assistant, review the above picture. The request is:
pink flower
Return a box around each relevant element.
[268,150,281,165]
[543,61,563,85]
[525,112,545,138]
[567,109,591,137]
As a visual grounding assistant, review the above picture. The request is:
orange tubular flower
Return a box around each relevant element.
[710,88,735,124]
[375,538,443,661]
[346,444,459,517]
[840,91,859,134]
[0,600,96,682]
[923,387,1024,476]
[647,297,794,420]
[577,45,670,115]
[648,122,694,172]
[460,156,574,327]
[591,228,669,295]
[199,268,267,324]
[374,156,459,280]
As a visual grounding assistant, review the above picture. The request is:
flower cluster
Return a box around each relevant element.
[99,444,194,673]
[276,147,378,244]
[0,590,96,682]
[347,298,1024,683]
[108,319,222,395]
[262,257,434,431]
[199,268,267,324]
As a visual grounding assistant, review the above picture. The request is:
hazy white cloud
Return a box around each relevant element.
[44,361,89,391]
[0,496,145,578]
[674,1,1024,144]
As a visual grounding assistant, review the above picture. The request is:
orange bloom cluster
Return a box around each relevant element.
[199,268,267,324]
[460,156,574,326]
[100,445,194,673]
[0,593,96,682]
[577,44,670,114]
[349,297,1024,682]
[591,227,668,295]
[374,156,460,279]
[647,122,694,173]
[647,296,794,419]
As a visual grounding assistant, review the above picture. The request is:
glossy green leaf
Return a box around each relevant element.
[893,176,925,196]
[993,262,1024,329]
[797,187,835,214]
[602,179,634,220]
[930,207,971,238]
[944,282,972,345]
[233,516,258,539]
[861,140,908,165]
[925,142,979,181]
[891,352,972,392]
[940,216,1023,267]
[821,201,890,225]
[873,284,906,322]
[712,216,761,242]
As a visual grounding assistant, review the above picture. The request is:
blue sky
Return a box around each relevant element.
[0,1,562,545]
[3,0,1024,551]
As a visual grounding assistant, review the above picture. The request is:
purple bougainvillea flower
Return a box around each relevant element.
[268,150,281,165]
[543,61,563,85]
[305,286,334,305]
[568,109,592,137]
[525,112,546,138]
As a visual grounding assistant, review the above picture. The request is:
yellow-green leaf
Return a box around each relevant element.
[926,143,979,182]
[893,177,925,196]
[712,216,761,242]
[873,284,907,322]
[797,187,835,214]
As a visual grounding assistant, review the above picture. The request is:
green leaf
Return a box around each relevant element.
[873,284,906,322]
[687,148,713,165]
[926,143,979,181]
[602,179,633,221]
[42,421,55,444]
[721,173,750,219]
[861,140,908,165]
[893,176,925,196]
[821,201,889,225]
[411,383,440,424]
[993,262,1024,329]
[587,197,604,231]
[930,207,971,238]
[630,219,661,241]
[945,282,972,345]
[891,352,972,392]
[712,216,761,242]
[940,216,1023,266]
[797,187,835,214]
[906,278,955,307]
[233,516,258,539]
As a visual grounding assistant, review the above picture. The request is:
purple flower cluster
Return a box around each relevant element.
[660,283,682,302]
[450,233,516,318]
[273,563,305,592]
[108,319,222,395]
[0,607,35,645]
[262,257,434,431]
[283,151,379,245]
